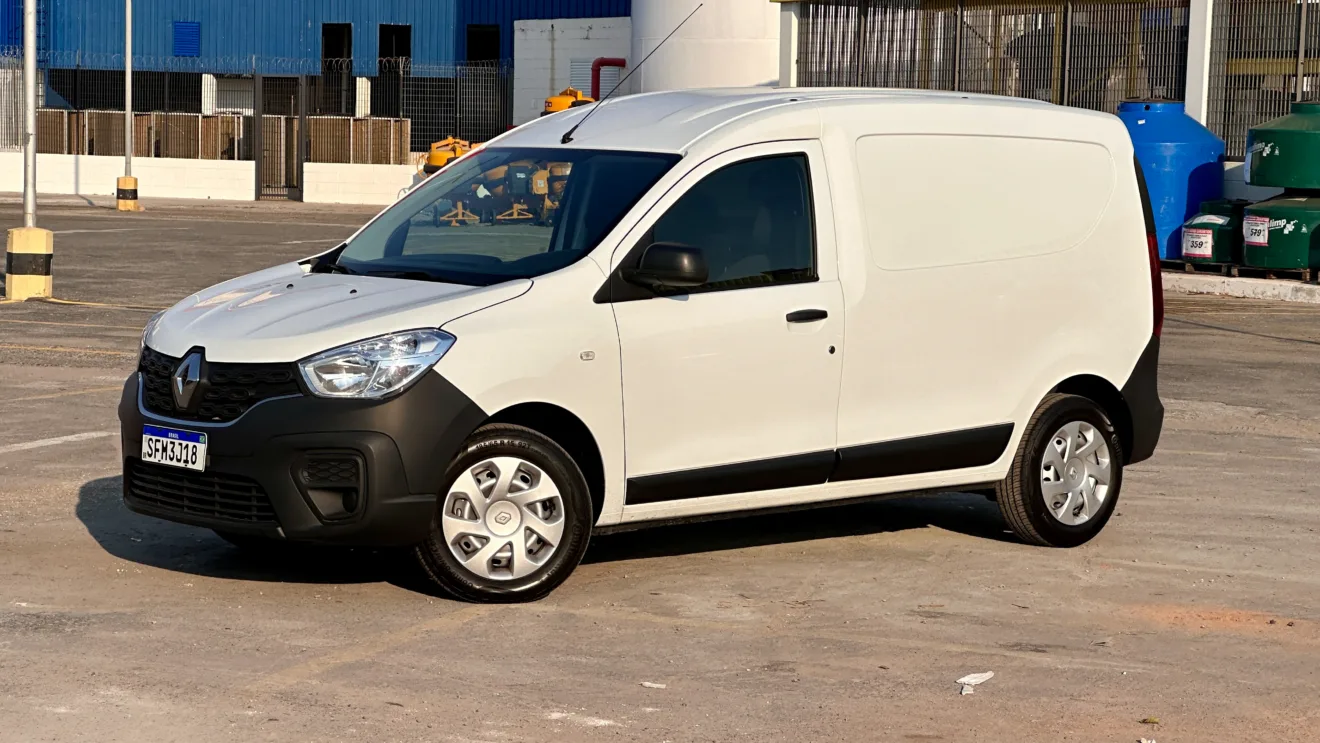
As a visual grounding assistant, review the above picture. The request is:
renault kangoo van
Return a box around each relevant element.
[121,89,1164,602]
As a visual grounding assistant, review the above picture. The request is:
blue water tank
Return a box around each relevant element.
[1118,100,1226,259]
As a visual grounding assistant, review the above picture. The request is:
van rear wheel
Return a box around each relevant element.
[414,424,593,603]
[996,394,1124,547]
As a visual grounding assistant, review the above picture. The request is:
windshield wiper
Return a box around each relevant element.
[308,251,357,275]
[363,269,485,286]
[364,269,434,280]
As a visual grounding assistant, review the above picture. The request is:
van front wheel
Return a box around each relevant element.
[996,394,1124,548]
[414,424,593,602]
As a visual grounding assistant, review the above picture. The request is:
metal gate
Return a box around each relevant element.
[798,0,1189,114]
[1208,0,1320,159]
[253,75,305,200]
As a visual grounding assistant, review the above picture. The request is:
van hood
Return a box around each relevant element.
[146,262,532,362]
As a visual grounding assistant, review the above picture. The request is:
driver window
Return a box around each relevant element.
[650,154,815,293]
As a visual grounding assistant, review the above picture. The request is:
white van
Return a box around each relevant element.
[121,89,1164,602]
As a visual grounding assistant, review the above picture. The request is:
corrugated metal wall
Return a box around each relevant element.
[44,0,459,72]
[1,0,20,49]
[19,0,631,71]
[456,0,631,60]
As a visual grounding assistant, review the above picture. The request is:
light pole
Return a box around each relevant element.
[117,0,139,211]
[21,0,36,228]
[4,0,54,300]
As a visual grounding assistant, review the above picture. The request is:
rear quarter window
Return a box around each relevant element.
[857,134,1116,270]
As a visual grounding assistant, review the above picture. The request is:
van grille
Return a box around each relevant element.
[140,347,301,422]
[125,459,278,525]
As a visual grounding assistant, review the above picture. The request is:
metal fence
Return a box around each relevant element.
[798,0,1189,113]
[1208,0,1320,158]
[0,51,513,172]
[0,48,19,153]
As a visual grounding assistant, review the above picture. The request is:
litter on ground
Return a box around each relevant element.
[956,671,995,695]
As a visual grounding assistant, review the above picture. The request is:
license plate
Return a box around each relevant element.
[142,425,207,471]
[1182,228,1214,260]
[1244,215,1270,247]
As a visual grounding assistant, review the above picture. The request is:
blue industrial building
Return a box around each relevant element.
[2,0,632,72]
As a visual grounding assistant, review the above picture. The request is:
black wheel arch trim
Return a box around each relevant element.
[1118,334,1163,464]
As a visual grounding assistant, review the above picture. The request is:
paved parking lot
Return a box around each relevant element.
[1,198,1318,742]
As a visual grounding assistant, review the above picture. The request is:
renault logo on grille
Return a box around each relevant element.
[173,353,204,411]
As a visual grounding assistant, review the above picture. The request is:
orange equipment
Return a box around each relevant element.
[540,162,572,223]
[494,162,538,223]
[422,137,472,175]
[438,201,480,227]
[542,87,594,116]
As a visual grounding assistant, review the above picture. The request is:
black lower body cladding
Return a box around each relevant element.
[1121,335,1164,464]
[118,365,488,546]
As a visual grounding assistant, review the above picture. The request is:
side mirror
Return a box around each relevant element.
[622,243,708,289]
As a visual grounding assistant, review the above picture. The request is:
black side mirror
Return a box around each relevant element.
[622,242,708,289]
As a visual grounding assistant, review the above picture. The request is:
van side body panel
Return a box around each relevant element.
[437,261,629,526]
[440,95,1159,529]
[823,99,1152,479]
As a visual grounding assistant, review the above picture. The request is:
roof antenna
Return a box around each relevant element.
[561,3,704,144]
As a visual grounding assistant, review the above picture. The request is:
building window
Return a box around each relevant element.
[467,24,500,63]
[378,24,412,61]
[173,21,200,58]
[322,23,352,63]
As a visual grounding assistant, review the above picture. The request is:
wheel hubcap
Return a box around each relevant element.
[1040,421,1112,526]
[441,456,566,580]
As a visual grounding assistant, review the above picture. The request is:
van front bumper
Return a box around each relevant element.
[117,370,487,546]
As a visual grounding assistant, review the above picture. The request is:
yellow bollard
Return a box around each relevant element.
[117,175,141,212]
[4,226,54,300]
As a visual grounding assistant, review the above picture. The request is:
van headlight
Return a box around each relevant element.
[299,329,456,399]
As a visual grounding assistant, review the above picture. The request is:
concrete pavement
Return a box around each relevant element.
[1,201,1318,742]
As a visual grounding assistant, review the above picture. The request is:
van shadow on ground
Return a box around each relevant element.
[78,474,1013,590]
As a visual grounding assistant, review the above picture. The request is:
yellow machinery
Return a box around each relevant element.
[438,199,480,227]
[542,87,594,116]
[540,162,572,223]
[422,137,472,175]
[493,161,538,223]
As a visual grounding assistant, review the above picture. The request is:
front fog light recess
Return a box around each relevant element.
[299,329,456,399]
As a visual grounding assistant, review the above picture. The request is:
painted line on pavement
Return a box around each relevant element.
[54,227,192,235]
[0,431,115,455]
[0,319,143,330]
[1,385,124,404]
[0,343,136,357]
[39,298,167,311]
[248,605,493,691]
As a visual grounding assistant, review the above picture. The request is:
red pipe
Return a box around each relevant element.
[591,57,627,100]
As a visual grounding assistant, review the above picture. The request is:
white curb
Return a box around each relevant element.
[1162,271,1320,304]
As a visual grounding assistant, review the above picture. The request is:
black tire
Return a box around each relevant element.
[995,393,1124,547]
[414,423,593,603]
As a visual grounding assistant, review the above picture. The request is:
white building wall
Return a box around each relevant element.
[0,152,253,200]
[631,0,779,93]
[512,17,633,125]
[303,162,421,206]
[215,77,255,115]
[1223,161,1284,202]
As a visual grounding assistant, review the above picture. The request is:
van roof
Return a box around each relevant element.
[494,87,1060,154]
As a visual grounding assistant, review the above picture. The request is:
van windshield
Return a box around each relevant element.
[326,147,680,286]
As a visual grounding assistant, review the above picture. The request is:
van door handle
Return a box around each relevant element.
[786,309,829,323]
